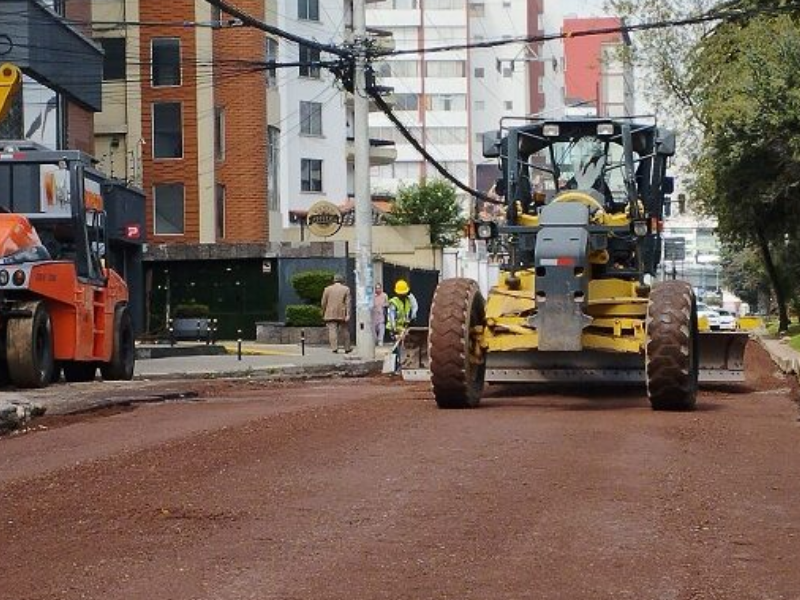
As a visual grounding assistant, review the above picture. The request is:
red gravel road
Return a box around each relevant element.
[1,343,799,600]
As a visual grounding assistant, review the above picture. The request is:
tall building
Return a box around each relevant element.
[91,0,268,245]
[562,16,634,117]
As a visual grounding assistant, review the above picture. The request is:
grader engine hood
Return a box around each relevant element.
[0,214,51,265]
[530,202,592,351]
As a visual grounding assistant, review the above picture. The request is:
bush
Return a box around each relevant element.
[285,305,324,327]
[291,270,335,304]
[173,303,210,319]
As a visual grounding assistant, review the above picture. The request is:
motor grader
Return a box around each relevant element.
[0,63,135,387]
[402,116,747,410]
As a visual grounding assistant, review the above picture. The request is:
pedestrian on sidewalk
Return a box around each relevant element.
[372,282,389,347]
[321,273,352,353]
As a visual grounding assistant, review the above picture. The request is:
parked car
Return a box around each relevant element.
[697,302,721,330]
[716,309,738,331]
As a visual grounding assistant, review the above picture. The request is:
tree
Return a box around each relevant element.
[691,13,800,331]
[385,179,468,247]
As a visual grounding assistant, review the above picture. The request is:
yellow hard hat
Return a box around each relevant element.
[394,279,410,295]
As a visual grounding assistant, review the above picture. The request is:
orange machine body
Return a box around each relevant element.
[0,215,129,363]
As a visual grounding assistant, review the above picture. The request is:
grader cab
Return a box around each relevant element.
[403,117,747,410]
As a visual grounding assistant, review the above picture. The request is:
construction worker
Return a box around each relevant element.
[387,279,414,340]
[320,273,352,353]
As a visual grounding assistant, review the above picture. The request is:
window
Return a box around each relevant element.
[215,184,226,240]
[151,38,181,86]
[298,0,319,20]
[393,0,417,8]
[474,67,484,78]
[474,100,485,111]
[211,5,222,26]
[300,101,323,136]
[266,38,278,87]
[426,127,467,144]
[154,183,184,235]
[394,93,419,111]
[267,126,280,211]
[214,107,225,161]
[152,102,182,159]
[299,46,321,78]
[425,61,466,78]
[502,0,511,6]
[504,100,513,111]
[99,38,126,81]
[468,2,485,17]
[503,67,513,78]
[301,158,323,192]
[427,94,466,111]
[387,60,419,77]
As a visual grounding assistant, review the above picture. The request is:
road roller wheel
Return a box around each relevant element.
[428,278,486,409]
[100,306,135,381]
[6,300,55,389]
[645,281,698,411]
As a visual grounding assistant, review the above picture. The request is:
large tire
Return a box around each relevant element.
[428,278,486,409]
[645,281,699,411]
[6,300,55,389]
[63,362,97,382]
[100,306,135,381]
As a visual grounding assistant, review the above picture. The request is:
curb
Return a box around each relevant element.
[133,360,385,382]
[135,345,228,360]
[755,335,800,378]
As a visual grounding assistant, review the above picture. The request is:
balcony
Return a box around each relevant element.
[346,138,398,166]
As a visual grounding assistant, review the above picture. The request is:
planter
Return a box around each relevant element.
[256,322,328,345]
[171,317,211,341]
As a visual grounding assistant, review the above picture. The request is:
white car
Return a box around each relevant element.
[716,309,738,331]
[697,303,721,330]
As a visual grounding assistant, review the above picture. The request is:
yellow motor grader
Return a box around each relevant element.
[402,117,747,410]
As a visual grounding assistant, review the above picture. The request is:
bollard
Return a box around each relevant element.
[301,329,306,356]
[210,318,218,345]
[237,329,242,361]
[196,320,202,343]
[168,319,175,347]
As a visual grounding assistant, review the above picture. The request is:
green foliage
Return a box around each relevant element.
[384,179,468,248]
[173,303,210,319]
[720,246,770,309]
[291,270,335,304]
[285,304,324,327]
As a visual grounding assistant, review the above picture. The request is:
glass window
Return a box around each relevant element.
[469,2,485,17]
[301,159,323,192]
[394,94,419,111]
[300,101,323,136]
[393,0,417,8]
[152,38,181,87]
[214,107,225,161]
[298,0,319,21]
[504,100,513,111]
[152,102,182,159]
[474,100,485,111]
[474,67,484,78]
[266,38,278,87]
[99,38,126,81]
[267,126,280,211]
[425,61,465,77]
[154,183,184,235]
[387,60,419,77]
[427,94,466,111]
[215,184,226,240]
[299,46,321,78]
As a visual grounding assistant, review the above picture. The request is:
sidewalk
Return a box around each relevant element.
[134,341,392,380]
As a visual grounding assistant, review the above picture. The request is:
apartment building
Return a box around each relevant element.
[91,0,268,245]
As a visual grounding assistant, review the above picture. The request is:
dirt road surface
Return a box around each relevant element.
[1,343,799,600]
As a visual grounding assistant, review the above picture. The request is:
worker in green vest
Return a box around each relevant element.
[387,279,414,340]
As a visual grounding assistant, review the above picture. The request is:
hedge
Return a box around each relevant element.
[285,304,324,327]
[291,270,335,304]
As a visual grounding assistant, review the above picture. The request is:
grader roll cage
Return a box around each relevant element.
[402,116,748,411]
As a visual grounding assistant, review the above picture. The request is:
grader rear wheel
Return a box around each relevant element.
[6,300,55,389]
[645,281,699,411]
[428,278,486,409]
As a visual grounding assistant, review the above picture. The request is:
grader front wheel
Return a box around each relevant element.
[428,278,486,409]
[645,281,699,411]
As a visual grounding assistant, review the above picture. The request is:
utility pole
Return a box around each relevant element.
[352,0,375,359]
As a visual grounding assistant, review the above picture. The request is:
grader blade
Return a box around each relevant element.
[399,327,431,381]
[697,331,749,383]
